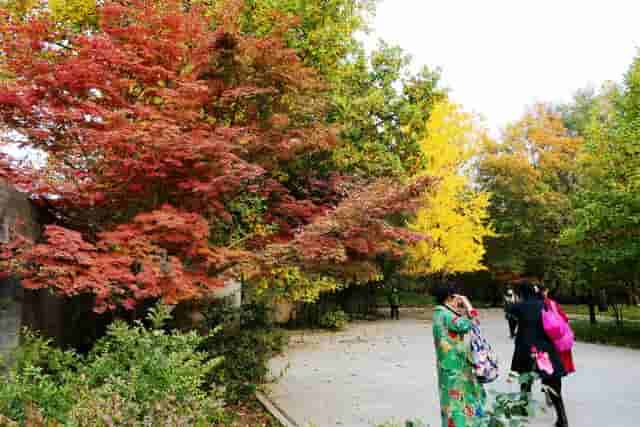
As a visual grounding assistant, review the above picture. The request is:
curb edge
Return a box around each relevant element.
[256,391,300,427]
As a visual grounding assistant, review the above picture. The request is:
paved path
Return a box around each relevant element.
[267,309,640,427]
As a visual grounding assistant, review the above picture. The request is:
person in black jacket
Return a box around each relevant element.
[507,282,569,427]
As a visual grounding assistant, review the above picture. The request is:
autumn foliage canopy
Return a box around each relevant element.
[0,0,433,311]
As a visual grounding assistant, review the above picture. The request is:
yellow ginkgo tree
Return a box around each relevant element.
[49,0,97,27]
[406,100,494,276]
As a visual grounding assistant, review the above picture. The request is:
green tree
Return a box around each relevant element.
[204,1,446,179]
[331,42,445,178]
[478,105,582,289]
[555,83,618,137]
[237,0,376,82]
[562,55,640,306]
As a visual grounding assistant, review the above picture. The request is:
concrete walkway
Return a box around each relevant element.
[267,309,640,427]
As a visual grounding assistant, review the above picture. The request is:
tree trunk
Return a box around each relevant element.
[612,304,624,328]
[588,302,597,325]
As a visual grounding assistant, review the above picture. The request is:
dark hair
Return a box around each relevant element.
[538,283,554,298]
[431,283,457,305]
[517,281,537,300]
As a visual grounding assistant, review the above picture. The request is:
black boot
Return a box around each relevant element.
[550,392,569,427]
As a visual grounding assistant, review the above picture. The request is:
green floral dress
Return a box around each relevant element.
[432,305,486,427]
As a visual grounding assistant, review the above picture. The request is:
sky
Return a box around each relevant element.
[366,0,640,135]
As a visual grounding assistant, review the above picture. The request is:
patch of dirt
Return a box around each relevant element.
[216,398,283,427]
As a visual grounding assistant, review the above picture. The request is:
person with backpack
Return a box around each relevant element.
[507,282,569,427]
[432,284,486,427]
[539,284,575,375]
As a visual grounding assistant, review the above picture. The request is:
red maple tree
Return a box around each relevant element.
[0,0,433,312]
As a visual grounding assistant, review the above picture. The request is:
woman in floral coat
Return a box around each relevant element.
[432,284,486,427]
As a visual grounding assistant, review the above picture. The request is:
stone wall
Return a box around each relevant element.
[0,276,22,357]
[0,180,39,243]
[0,180,39,358]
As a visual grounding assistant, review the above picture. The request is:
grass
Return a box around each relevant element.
[571,319,640,349]
[563,304,640,321]
[376,289,435,307]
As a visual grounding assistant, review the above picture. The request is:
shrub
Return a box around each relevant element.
[376,288,436,307]
[319,309,350,330]
[0,331,79,422]
[0,305,225,425]
[484,372,542,427]
[571,319,640,349]
[67,393,226,427]
[201,302,287,403]
[205,300,272,330]
[76,305,224,420]
[9,329,79,377]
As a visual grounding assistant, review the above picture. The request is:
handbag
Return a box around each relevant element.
[470,323,499,384]
[541,300,574,352]
[531,346,554,375]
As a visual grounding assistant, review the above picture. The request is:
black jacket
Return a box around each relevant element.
[507,298,566,379]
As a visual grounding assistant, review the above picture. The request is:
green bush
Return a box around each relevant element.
[0,303,288,425]
[319,309,350,330]
[76,305,224,419]
[571,319,640,349]
[67,392,225,427]
[376,288,435,307]
[202,302,287,403]
[0,305,226,425]
[204,299,272,330]
[563,304,640,321]
[0,331,79,422]
[9,329,79,376]
[484,372,542,427]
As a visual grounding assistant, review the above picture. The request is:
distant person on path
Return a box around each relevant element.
[387,286,400,320]
[432,284,486,427]
[503,287,518,338]
[507,282,569,427]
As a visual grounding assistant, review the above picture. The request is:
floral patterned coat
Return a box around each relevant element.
[432,305,486,427]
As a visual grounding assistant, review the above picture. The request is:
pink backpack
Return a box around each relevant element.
[541,300,574,352]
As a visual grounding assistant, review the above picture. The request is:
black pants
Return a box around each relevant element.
[507,317,517,337]
[521,376,561,396]
[521,376,566,423]
[390,305,399,320]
